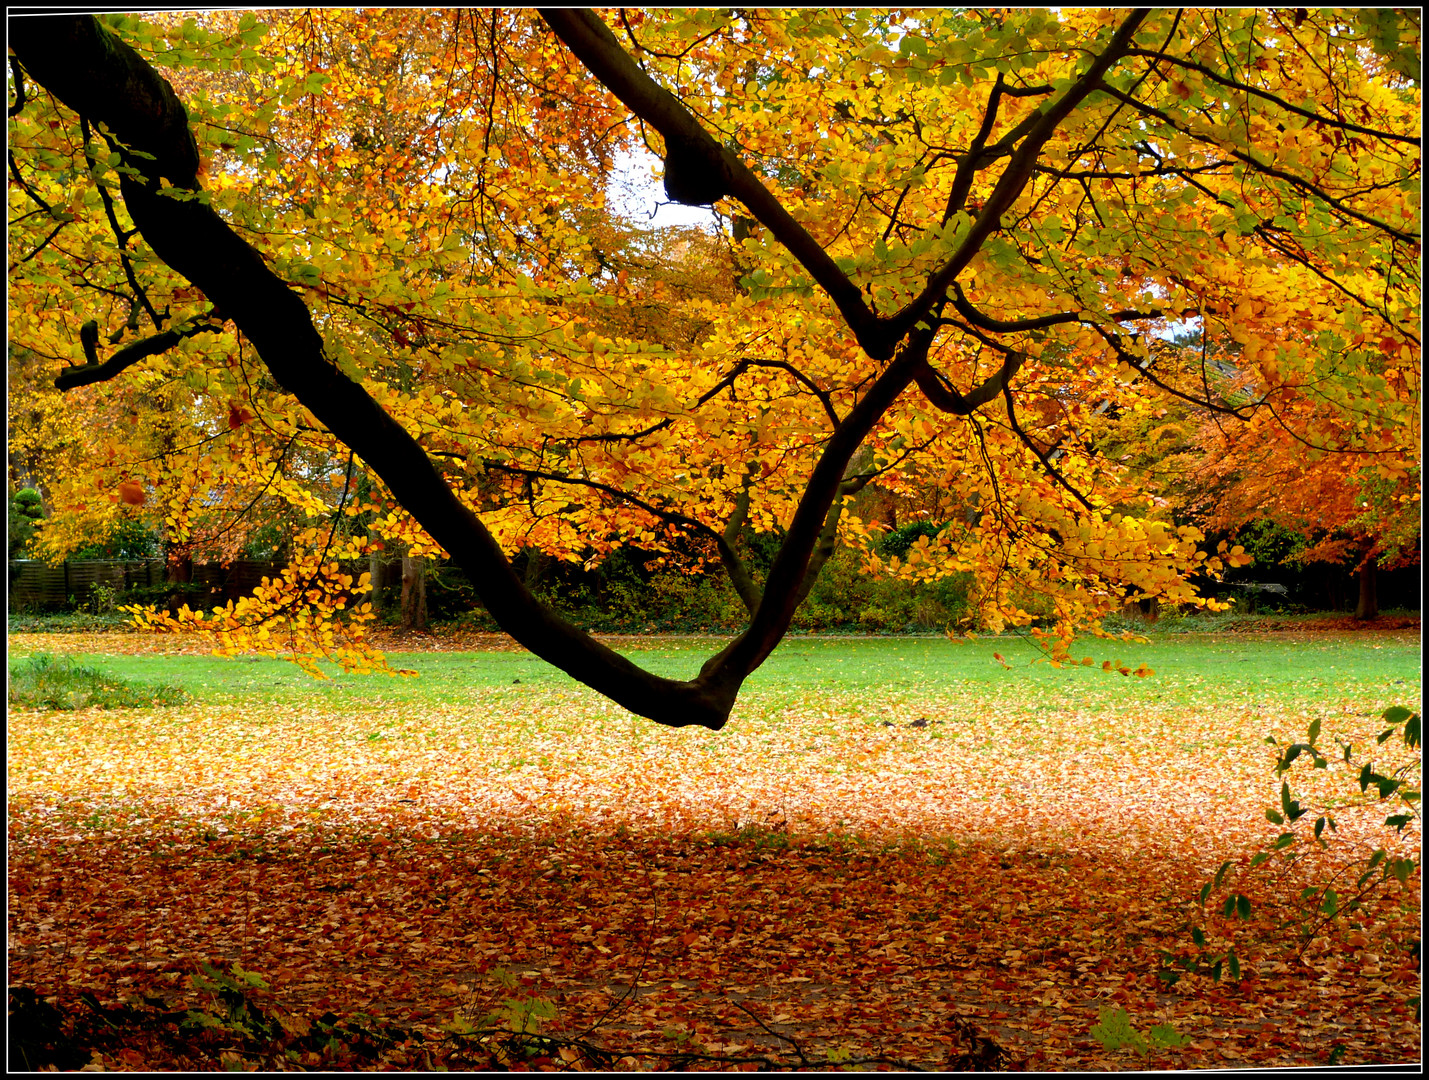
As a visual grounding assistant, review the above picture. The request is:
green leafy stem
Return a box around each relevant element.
[1171,705,1420,1010]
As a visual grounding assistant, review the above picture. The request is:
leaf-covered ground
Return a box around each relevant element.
[7,629,1421,1070]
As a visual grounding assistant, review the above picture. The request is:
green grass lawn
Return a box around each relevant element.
[8,629,1418,719]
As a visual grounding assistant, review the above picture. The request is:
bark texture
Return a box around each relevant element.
[400,554,428,633]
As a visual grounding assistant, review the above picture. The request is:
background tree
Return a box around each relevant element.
[8,9,1419,726]
[1187,370,1420,620]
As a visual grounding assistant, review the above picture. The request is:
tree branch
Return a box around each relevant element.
[81,115,164,331]
[719,469,762,616]
[55,316,223,390]
[8,55,27,117]
[537,9,888,359]
[9,16,201,186]
[8,12,1039,730]
[702,321,940,679]
[1092,80,1419,244]
[10,13,755,731]
[7,148,54,215]
[1001,383,1097,513]
[1122,47,1421,146]
[789,455,874,613]
[883,10,1150,343]
[746,358,841,426]
[13,220,67,264]
[948,282,1178,335]
[913,349,1027,415]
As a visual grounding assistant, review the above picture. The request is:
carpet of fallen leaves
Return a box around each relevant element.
[7,629,1421,1071]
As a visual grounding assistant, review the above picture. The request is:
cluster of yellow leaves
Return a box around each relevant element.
[124,530,403,677]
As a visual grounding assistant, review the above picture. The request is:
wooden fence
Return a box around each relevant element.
[7,559,283,611]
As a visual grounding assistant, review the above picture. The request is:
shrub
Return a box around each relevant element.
[1233,518,1309,571]
[71,517,161,559]
[880,520,944,559]
[795,543,971,632]
[643,571,746,631]
[9,487,44,558]
[434,537,971,633]
[424,564,480,623]
[6,610,135,633]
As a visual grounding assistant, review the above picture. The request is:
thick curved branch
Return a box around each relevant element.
[789,458,876,613]
[537,9,887,359]
[11,14,748,731]
[10,13,1000,730]
[703,322,940,679]
[14,13,922,731]
[719,469,761,616]
[940,73,1012,226]
[914,350,1027,416]
[55,315,223,390]
[9,16,201,186]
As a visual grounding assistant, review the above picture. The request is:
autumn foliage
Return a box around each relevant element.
[6,10,1420,724]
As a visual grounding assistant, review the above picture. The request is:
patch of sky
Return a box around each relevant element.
[606,146,721,232]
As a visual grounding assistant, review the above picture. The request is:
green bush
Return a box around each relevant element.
[8,653,189,711]
[1232,518,1309,570]
[880,520,944,559]
[71,517,161,559]
[6,610,135,633]
[424,564,479,623]
[794,544,971,632]
[644,570,748,630]
[9,487,43,558]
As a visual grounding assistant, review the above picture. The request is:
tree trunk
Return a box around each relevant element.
[164,543,194,615]
[368,552,385,611]
[165,545,193,584]
[1354,560,1378,621]
[521,547,547,590]
[401,553,427,631]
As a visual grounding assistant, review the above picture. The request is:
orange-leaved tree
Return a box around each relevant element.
[1186,338,1420,619]
[8,9,1419,727]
